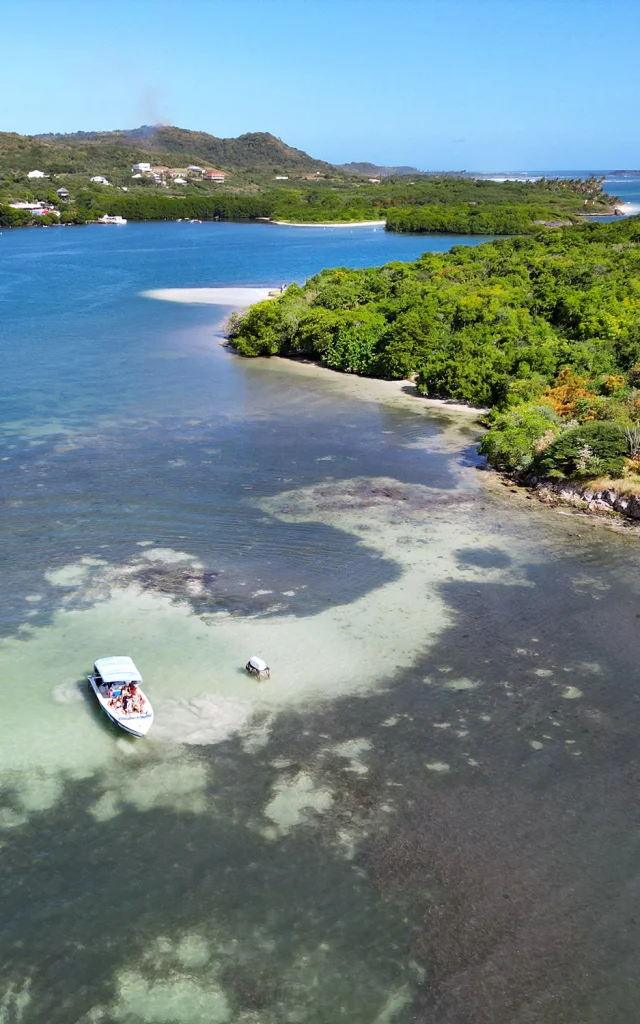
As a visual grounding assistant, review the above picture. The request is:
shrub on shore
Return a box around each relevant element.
[534,421,628,480]
[478,405,559,472]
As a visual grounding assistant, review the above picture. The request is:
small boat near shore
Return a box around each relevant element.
[88,656,153,737]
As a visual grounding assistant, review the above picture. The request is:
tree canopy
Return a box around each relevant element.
[229,216,640,481]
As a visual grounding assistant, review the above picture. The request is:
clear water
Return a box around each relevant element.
[1,222,640,1024]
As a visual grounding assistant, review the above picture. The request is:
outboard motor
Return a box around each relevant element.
[246,656,270,680]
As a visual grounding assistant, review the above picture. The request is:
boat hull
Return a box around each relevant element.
[88,676,154,737]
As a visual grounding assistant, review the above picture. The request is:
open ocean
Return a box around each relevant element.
[2,221,640,1024]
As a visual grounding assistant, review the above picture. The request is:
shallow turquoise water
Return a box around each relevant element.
[0,221,493,429]
[0,222,482,634]
[2,222,640,1024]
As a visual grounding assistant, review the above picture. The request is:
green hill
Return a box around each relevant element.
[336,161,423,177]
[0,125,332,175]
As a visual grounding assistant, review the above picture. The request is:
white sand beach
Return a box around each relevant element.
[142,287,274,306]
[263,356,486,416]
[143,285,484,415]
[272,219,386,228]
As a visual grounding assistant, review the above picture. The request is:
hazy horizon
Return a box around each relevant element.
[5,122,640,178]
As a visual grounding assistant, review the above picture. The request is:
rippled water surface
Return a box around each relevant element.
[2,222,640,1024]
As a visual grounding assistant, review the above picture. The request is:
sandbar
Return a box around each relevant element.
[271,220,386,228]
[142,287,274,306]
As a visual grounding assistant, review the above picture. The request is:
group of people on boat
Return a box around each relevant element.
[100,680,146,716]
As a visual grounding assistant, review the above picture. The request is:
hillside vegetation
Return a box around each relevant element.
[229,217,640,483]
[0,126,331,175]
[0,125,619,229]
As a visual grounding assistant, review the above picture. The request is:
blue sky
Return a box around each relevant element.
[2,0,640,171]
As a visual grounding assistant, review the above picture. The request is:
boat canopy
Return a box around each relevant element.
[248,656,267,672]
[94,656,143,683]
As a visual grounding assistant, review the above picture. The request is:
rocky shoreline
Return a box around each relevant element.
[496,472,640,522]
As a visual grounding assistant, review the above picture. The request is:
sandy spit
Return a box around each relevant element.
[142,287,275,306]
[271,220,386,228]
[143,286,485,417]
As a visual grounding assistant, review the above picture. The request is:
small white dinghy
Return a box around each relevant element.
[88,656,154,737]
[245,656,270,681]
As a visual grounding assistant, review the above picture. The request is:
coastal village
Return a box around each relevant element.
[0,126,416,230]
[6,162,227,222]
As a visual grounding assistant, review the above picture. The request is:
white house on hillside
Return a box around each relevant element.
[132,162,152,173]
[90,175,110,185]
[27,169,47,179]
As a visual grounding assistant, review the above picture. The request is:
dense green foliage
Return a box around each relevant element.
[0,204,32,227]
[477,405,560,472]
[2,173,611,229]
[81,192,272,221]
[385,204,576,234]
[229,217,640,480]
[267,175,614,225]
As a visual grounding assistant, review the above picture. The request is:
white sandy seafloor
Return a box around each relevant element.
[0,463,537,784]
[69,931,419,1024]
[0,346,595,1022]
[0,476,511,1022]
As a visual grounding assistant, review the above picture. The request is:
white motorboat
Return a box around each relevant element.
[88,656,153,737]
